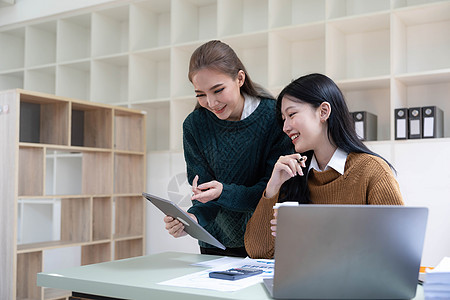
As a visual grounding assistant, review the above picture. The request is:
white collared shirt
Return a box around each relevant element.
[240,94,260,120]
[308,148,348,175]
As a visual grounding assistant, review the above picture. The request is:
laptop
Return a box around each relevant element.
[263,205,428,299]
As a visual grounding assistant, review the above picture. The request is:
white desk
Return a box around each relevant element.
[37,251,424,300]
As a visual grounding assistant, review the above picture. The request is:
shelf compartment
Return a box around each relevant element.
[19,94,69,145]
[57,14,91,62]
[223,32,269,88]
[327,0,390,20]
[46,150,82,195]
[17,251,42,300]
[82,151,113,195]
[61,197,90,243]
[0,71,24,90]
[171,0,217,44]
[269,23,325,88]
[114,238,143,260]
[91,55,129,104]
[392,0,447,9]
[19,147,44,196]
[392,78,450,138]
[392,2,450,74]
[269,0,326,28]
[92,6,129,57]
[114,108,145,152]
[170,97,197,151]
[18,199,57,245]
[340,83,391,141]
[56,61,91,100]
[25,21,57,67]
[131,100,170,151]
[82,242,111,265]
[0,28,25,71]
[327,12,390,80]
[129,48,170,102]
[114,196,144,239]
[130,0,170,50]
[43,288,71,300]
[114,153,145,194]
[24,66,56,95]
[171,43,201,98]
[71,102,113,148]
[92,197,112,241]
[218,0,268,37]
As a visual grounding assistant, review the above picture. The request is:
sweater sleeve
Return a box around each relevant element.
[183,116,221,227]
[367,161,404,205]
[244,191,279,259]
[214,124,293,212]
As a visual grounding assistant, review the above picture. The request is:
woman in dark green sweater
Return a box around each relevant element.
[163,40,292,257]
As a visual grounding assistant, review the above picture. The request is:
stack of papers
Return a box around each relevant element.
[424,257,450,299]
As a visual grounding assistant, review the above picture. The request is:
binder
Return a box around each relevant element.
[422,106,444,138]
[408,107,422,139]
[352,111,377,141]
[394,108,408,140]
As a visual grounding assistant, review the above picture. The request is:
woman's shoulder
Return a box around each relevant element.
[346,152,392,174]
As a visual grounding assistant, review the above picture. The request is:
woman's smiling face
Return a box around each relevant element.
[280,95,324,153]
[192,68,245,121]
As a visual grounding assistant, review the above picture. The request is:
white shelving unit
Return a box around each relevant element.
[1,0,448,150]
[1,0,450,269]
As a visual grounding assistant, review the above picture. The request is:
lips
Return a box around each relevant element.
[213,106,226,114]
[290,134,299,143]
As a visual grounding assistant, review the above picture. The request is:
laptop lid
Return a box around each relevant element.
[271,205,428,299]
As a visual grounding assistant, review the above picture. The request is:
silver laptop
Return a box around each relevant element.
[263,205,428,299]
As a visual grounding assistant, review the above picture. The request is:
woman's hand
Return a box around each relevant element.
[163,213,198,238]
[191,175,223,203]
[271,210,278,237]
[265,154,307,198]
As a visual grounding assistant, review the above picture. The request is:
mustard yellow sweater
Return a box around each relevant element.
[244,152,404,259]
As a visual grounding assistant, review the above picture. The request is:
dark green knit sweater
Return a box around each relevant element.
[183,98,293,248]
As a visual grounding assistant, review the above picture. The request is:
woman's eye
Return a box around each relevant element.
[288,112,296,118]
[214,88,224,94]
[196,94,205,98]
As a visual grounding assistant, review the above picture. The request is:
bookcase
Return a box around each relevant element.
[0,0,449,283]
[0,89,146,300]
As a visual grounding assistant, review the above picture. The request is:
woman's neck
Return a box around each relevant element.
[314,143,338,171]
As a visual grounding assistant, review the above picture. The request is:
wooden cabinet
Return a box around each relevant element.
[0,89,146,300]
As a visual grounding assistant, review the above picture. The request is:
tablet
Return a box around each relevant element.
[142,192,226,250]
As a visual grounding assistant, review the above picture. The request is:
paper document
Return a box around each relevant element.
[158,257,274,292]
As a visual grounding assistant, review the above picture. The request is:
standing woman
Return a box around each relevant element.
[164,40,293,257]
[245,73,404,259]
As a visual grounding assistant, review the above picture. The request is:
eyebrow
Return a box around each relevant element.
[194,83,223,93]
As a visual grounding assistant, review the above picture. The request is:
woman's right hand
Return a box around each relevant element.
[163,213,198,238]
[265,153,307,198]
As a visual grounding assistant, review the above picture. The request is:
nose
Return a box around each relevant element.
[282,118,291,134]
[207,95,218,108]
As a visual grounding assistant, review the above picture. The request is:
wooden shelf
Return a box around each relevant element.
[0,89,145,300]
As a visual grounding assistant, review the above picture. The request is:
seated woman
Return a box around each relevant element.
[244,73,404,259]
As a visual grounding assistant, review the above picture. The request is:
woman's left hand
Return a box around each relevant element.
[270,210,278,236]
[191,175,223,203]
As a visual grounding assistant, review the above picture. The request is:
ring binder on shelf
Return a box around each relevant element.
[408,107,422,139]
[352,111,377,141]
[422,106,444,138]
[395,108,408,140]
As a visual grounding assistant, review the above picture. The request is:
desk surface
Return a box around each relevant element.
[37,251,424,300]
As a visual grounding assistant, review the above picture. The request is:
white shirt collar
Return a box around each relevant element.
[308,148,348,175]
[240,94,260,120]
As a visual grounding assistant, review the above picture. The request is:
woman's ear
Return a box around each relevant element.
[237,70,245,87]
[319,102,331,122]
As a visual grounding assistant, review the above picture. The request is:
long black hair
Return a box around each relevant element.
[277,73,394,204]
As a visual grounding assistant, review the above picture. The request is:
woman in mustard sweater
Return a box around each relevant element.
[244,73,404,259]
